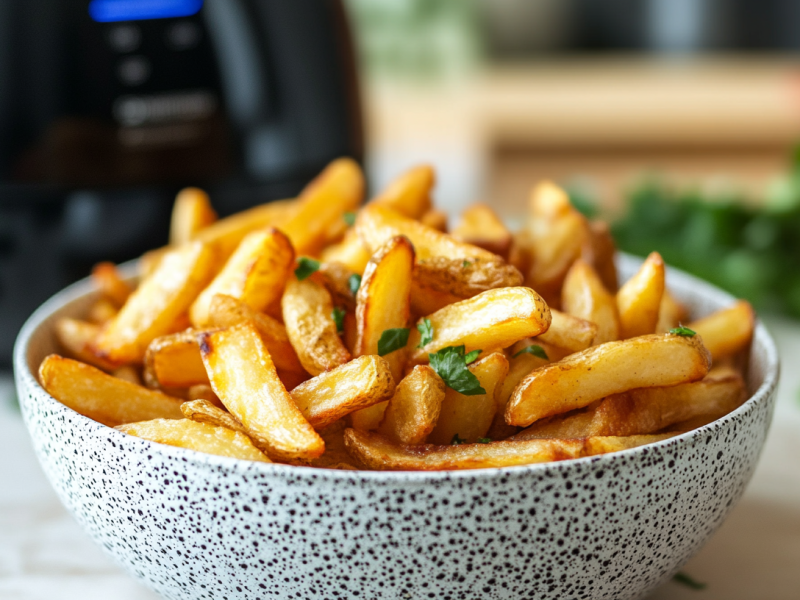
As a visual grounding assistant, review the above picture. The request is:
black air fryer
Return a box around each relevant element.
[0,0,363,366]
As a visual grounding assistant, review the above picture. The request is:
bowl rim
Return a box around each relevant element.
[14,254,780,483]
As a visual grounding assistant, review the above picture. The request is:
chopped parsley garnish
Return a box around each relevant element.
[451,434,466,445]
[464,349,481,364]
[343,211,356,226]
[477,437,491,444]
[669,326,697,337]
[416,318,434,348]
[294,257,320,280]
[348,273,362,296]
[331,307,346,334]
[672,572,706,590]
[429,345,486,396]
[377,328,410,356]
[462,260,472,268]
[513,344,548,360]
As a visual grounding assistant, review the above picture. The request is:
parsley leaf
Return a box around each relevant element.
[331,307,345,334]
[513,344,548,360]
[416,318,434,348]
[348,273,362,296]
[343,211,356,226]
[672,572,706,590]
[294,257,320,280]
[462,260,471,268]
[477,437,491,444]
[451,434,466,445]
[377,328,410,356]
[429,345,486,396]
[669,326,697,337]
[464,349,481,364]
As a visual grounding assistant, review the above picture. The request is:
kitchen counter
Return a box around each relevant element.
[1,313,799,599]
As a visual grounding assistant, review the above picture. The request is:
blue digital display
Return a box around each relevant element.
[89,0,203,23]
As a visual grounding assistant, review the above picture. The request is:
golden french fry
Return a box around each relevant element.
[357,204,498,262]
[289,355,395,430]
[187,384,224,407]
[408,287,551,363]
[419,209,448,232]
[508,231,533,280]
[428,352,508,444]
[506,333,711,427]
[354,236,415,382]
[282,277,351,376]
[39,355,183,426]
[54,318,116,371]
[377,365,445,443]
[616,252,665,339]
[170,187,217,246]
[514,371,746,440]
[190,228,294,327]
[413,257,523,299]
[143,329,213,388]
[320,228,371,274]
[113,365,142,386]
[280,158,364,255]
[562,259,620,345]
[451,203,512,259]
[87,298,118,325]
[317,261,358,311]
[181,399,245,432]
[526,181,591,305]
[581,220,618,292]
[373,164,434,219]
[117,419,269,462]
[689,300,755,362]
[536,309,597,353]
[199,322,324,460]
[91,262,133,307]
[94,242,218,364]
[206,294,305,374]
[410,284,462,317]
[298,420,361,470]
[350,401,389,432]
[582,434,676,455]
[486,348,549,440]
[656,288,689,333]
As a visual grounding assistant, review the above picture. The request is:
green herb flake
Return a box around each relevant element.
[416,318,434,348]
[669,326,697,337]
[294,257,320,281]
[343,211,356,226]
[429,345,486,396]
[512,344,548,360]
[451,434,466,445]
[462,260,472,268]
[672,572,707,590]
[348,273,362,297]
[331,307,346,335]
[377,328,410,356]
[477,437,491,444]
[464,349,481,365]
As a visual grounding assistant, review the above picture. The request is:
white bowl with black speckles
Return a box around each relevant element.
[14,255,779,600]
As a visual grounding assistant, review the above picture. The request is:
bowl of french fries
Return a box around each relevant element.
[14,159,778,600]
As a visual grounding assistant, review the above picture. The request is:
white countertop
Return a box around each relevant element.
[2,314,799,600]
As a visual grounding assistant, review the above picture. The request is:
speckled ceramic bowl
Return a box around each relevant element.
[14,255,778,600]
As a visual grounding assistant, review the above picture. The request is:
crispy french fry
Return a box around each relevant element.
[170,187,218,246]
[87,298,118,325]
[91,262,133,307]
[506,333,711,427]
[357,204,498,262]
[187,384,224,407]
[562,259,620,345]
[54,318,115,371]
[190,228,294,327]
[616,252,665,339]
[298,420,361,470]
[410,284,462,317]
[373,164,434,219]
[39,355,184,426]
[199,322,324,460]
[280,158,364,255]
[689,300,755,362]
[452,203,512,259]
[408,287,551,363]
[320,229,371,274]
[94,242,218,364]
[419,210,448,232]
[514,371,746,440]
[289,355,395,430]
[181,399,245,432]
[317,262,358,311]
[113,365,142,386]
[207,294,305,374]
[582,434,676,455]
[581,220,618,292]
[413,257,523,299]
[656,288,690,333]
[117,419,269,462]
[143,329,213,389]
[536,309,597,353]
[486,348,549,440]
[428,352,508,444]
[377,365,445,443]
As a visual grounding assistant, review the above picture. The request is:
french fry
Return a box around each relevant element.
[486,347,549,440]
[320,229,371,274]
[506,333,711,427]
[373,164,434,219]
[190,228,294,327]
[428,352,508,444]
[407,287,551,363]
[419,210,448,232]
[536,309,597,353]
[616,252,665,339]
[413,257,523,299]
[87,298,118,325]
[299,420,361,470]
[688,300,755,362]
[581,220,618,292]
[54,318,115,371]
[39,355,184,426]
[169,187,217,246]
[187,384,224,407]
[356,204,498,262]
[656,288,689,333]
[181,399,245,432]
[91,262,133,307]
[199,322,324,460]
[377,365,445,443]
[514,371,746,440]
[317,261,358,311]
[113,365,142,386]
[410,284,462,317]
[452,203,512,259]
[280,158,364,255]
[94,241,218,364]
[206,294,305,374]
[562,259,620,345]
[143,329,213,389]
[289,355,395,430]
[508,231,533,279]
[117,419,269,462]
